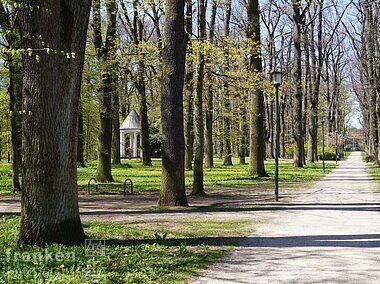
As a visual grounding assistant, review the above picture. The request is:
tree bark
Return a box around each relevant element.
[292,0,304,168]
[222,0,233,166]
[204,0,217,168]
[159,0,188,206]
[247,0,268,177]
[364,2,378,161]
[0,3,23,191]
[191,0,206,196]
[305,28,315,163]
[112,85,121,165]
[8,58,23,192]
[239,105,247,165]
[77,97,86,167]
[312,0,324,162]
[92,0,117,181]
[139,78,152,166]
[133,1,151,166]
[18,0,91,246]
[136,19,152,166]
[184,0,194,170]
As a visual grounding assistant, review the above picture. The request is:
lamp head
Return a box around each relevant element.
[271,71,282,86]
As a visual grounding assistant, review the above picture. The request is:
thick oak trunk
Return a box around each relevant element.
[96,61,115,182]
[159,0,188,206]
[18,0,91,246]
[247,0,268,177]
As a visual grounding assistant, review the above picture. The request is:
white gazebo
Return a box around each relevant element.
[120,109,140,158]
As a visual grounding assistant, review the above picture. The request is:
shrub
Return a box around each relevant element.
[317,146,339,161]
[285,145,294,159]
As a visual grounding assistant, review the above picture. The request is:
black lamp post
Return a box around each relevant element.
[321,117,325,173]
[272,71,282,202]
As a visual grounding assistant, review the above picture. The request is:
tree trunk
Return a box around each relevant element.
[1,6,23,192]
[364,2,378,161]
[191,0,206,196]
[112,86,121,165]
[137,52,152,166]
[239,105,247,165]
[77,97,86,167]
[18,0,90,246]
[133,5,151,166]
[92,0,117,181]
[204,0,217,168]
[305,29,315,163]
[8,57,23,192]
[247,0,268,177]
[139,79,152,166]
[184,0,194,170]
[222,0,233,166]
[96,64,114,181]
[159,0,188,206]
[292,0,304,168]
[312,0,324,162]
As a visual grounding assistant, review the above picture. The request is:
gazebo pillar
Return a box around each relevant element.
[133,131,138,157]
[120,131,125,158]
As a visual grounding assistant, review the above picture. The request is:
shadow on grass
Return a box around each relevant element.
[105,233,380,248]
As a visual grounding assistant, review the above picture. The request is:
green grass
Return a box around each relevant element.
[367,163,380,182]
[0,163,12,194]
[0,157,336,194]
[0,216,251,283]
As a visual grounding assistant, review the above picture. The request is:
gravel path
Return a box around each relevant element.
[193,152,380,283]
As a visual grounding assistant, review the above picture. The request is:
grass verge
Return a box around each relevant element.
[0,216,252,283]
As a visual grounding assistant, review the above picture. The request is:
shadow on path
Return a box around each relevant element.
[77,202,380,215]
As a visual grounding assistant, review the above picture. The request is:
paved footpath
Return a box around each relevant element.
[194,152,380,283]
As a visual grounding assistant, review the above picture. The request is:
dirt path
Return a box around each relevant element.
[193,152,380,283]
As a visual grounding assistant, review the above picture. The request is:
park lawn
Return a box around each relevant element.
[0,158,336,194]
[0,162,12,194]
[0,215,252,283]
[367,162,380,182]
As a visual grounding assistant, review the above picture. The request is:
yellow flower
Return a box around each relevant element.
[59,264,65,268]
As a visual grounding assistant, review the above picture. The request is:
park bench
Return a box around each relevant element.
[87,177,133,195]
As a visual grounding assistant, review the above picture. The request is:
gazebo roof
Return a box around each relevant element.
[120,109,140,132]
